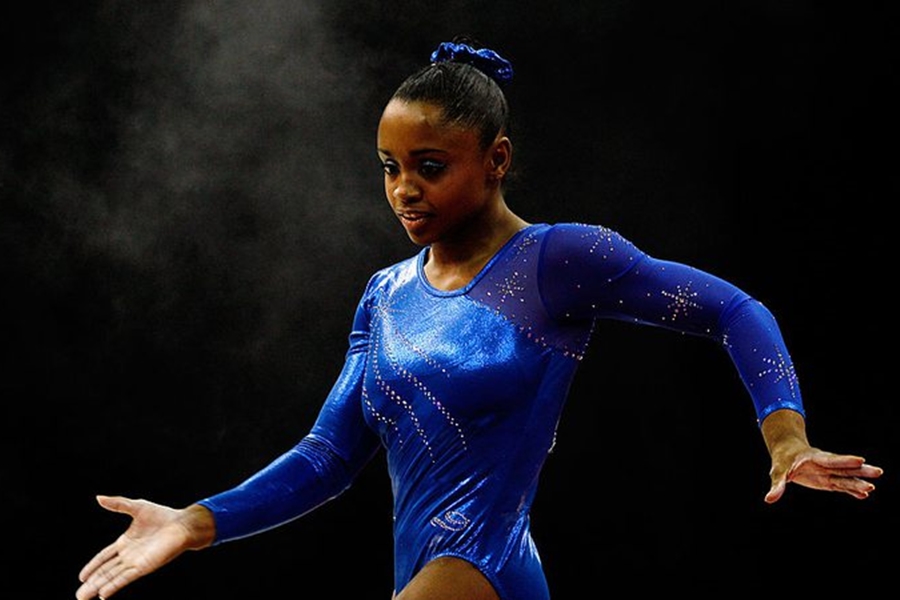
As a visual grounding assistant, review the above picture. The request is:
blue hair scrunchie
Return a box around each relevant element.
[429,41,514,85]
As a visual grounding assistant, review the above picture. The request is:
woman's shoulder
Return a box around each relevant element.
[362,252,421,294]
[544,221,637,245]
[535,221,645,274]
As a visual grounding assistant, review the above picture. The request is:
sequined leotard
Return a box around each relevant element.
[198,223,804,599]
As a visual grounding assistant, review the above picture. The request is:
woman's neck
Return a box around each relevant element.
[424,201,530,291]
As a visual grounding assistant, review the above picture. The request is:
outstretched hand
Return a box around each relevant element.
[761,409,883,504]
[76,495,215,600]
[765,447,883,503]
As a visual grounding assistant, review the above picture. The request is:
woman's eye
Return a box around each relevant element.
[381,161,399,176]
[419,160,445,177]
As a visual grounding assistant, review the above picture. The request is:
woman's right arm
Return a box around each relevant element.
[195,346,381,543]
[76,279,382,599]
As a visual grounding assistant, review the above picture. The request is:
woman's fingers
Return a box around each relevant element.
[79,539,124,582]
[767,449,883,502]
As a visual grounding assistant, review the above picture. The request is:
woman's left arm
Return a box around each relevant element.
[540,223,883,500]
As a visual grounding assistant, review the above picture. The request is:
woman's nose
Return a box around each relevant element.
[393,176,421,202]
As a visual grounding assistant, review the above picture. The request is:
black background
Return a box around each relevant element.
[3,1,895,598]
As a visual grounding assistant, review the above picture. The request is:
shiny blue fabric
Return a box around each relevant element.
[198,222,803,599]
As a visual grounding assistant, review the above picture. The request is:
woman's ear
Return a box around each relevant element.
[486,136,512,181]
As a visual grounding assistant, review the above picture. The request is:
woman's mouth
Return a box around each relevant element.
[398,211,431,224]
[396,210,434,239]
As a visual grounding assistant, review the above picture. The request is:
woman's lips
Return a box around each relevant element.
[398,211,431,224]
[397,211,433,236]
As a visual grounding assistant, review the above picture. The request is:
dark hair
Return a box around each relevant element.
[390,36,512,150]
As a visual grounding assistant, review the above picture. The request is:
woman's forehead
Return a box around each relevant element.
[380,99,446,129]
[377,100,479,153]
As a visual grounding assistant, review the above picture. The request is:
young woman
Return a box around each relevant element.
[75,37,883,600]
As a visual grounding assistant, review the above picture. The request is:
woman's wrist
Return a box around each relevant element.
[760,408,810,459]
[179,503,217,550]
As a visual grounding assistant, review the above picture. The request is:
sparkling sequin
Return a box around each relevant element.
[660,281,702,322]
[430,509,470,531]
[758,345,800,399]
[578,223,633,257]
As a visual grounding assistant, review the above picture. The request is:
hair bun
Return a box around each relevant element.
[429,41,514,85]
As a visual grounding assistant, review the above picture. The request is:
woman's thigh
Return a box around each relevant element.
[393,556,499,600]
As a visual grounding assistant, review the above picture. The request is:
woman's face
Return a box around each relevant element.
[377,99,496,247]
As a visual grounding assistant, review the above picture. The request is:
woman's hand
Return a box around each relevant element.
[761,410,883,503]
[76,495,215,600]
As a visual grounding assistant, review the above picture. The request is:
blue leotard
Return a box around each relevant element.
[198,222,804,599]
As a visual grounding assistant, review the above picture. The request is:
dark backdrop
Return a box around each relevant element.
[3,1,895,597]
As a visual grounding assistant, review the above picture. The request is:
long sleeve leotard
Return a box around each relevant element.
[198,222,803,599]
